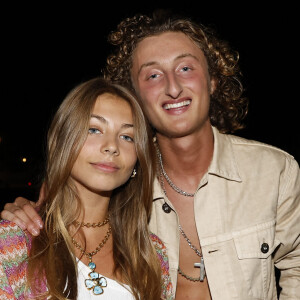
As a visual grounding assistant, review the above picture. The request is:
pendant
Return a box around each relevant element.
[85,260,107,295]
[194,257,206,282]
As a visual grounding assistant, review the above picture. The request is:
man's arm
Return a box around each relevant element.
[274,157,300,299]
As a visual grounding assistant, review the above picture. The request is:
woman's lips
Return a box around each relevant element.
[91,162,119,173]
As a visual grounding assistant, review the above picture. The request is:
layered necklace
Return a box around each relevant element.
[157,149,195,197]
[73,216,110,228]
[156,146,206,282]
[72,216,112,295]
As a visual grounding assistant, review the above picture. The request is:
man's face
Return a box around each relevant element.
[131,31,214,138]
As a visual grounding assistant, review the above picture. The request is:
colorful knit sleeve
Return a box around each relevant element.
[150,233,174,300]
[0,220,32,300]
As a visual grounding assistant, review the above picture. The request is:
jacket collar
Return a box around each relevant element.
[208,126,242,182]
[153,127,242,200]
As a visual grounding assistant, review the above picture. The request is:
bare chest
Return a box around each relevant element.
[166,188,211,299]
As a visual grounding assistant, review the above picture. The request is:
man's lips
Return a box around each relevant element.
[91,162,119,172]
[162,99,191,110]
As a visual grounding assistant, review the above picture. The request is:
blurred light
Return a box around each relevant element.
[0,136,2,143]
[28,182,32,186]
[22,157,27,163]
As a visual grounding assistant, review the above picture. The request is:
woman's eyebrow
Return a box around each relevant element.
[91,114,133,128]
[91,114,107,124]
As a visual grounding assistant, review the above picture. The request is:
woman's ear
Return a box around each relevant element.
[210,78,217,95]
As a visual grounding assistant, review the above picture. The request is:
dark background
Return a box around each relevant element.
[1,3,299,211]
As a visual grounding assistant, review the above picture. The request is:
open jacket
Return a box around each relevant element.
[149,127,300,299]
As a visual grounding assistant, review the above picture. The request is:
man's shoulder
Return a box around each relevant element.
[225,132,296,161]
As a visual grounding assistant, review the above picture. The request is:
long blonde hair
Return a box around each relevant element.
[27,77,161,299]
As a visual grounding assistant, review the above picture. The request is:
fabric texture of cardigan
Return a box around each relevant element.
[0,220,173,299]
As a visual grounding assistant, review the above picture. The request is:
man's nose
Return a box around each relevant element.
[165,73,183,99]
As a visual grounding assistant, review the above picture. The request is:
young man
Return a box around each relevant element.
[2,11,300,299]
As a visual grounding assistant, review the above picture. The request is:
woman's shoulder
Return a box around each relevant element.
[0,219,30,237]
[0,220,32,299]
[0,219,22,230]
[0,219,32,254]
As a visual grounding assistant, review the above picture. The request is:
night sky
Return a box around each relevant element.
[1,3,299,208]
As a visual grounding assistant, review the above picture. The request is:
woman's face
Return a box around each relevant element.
[71,93,137,196]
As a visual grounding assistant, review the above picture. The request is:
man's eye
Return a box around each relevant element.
[149,73,158,79]
[182,66,191,72]
[121,135,134,142]
[88,128,101,134]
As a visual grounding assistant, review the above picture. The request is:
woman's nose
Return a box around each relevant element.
[101,137,119,155]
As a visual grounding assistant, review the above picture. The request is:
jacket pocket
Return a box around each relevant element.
[232,220,280,299]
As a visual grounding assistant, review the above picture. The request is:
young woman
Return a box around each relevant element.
[0,77,172,299]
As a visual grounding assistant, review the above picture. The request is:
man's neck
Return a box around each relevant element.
[156,125,214,185]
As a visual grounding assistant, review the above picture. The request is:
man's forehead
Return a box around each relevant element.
[132,32,204,66]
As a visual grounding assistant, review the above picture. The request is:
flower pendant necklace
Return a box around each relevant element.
[85,259,108,295]
[72,220,112,295]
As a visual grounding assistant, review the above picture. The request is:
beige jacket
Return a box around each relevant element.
[149,127,300,300]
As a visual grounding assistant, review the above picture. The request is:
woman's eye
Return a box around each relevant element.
[121,135,134,142]
[88,128,101,134]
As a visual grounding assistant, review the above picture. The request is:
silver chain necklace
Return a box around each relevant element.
[179,225,202,257]
[178,224,206,282]
[157,149,206,281]
[157,148,195,197]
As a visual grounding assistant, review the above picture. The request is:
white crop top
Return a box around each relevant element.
[77,260,136,299]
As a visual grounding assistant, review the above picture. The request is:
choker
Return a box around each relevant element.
[73,216,110,228]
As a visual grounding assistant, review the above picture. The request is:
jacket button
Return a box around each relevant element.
[261,243,269,253]
[162,203,171,213]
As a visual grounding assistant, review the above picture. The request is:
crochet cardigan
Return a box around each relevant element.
[0,220,173,299]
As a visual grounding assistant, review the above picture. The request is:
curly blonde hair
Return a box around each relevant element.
[104,10,248,133]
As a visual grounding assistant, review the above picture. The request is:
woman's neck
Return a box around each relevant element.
[76,184,111,223]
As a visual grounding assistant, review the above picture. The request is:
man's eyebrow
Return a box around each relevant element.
[138,53,200,75]
[91,114,134,128]
[138,61,158,75]
[175,53,199,61]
